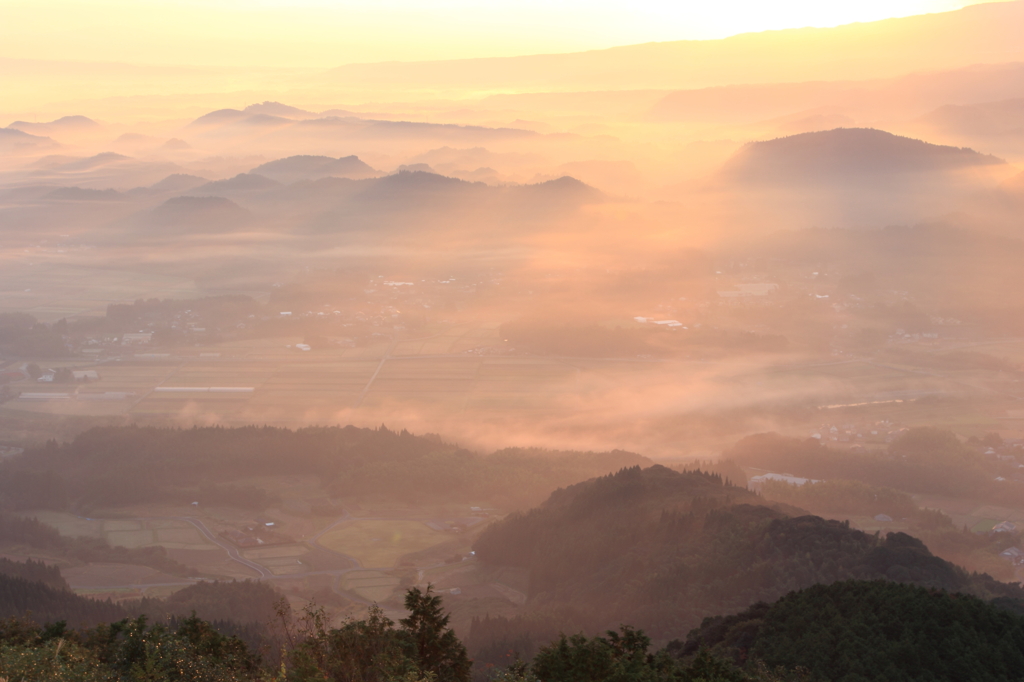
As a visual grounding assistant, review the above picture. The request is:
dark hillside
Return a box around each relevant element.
[471,465,1024,655]
[0,573,126,627]
[681,580,1024,682]
[723,128,1004,182]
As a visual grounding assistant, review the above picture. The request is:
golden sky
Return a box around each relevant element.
[0,0,1006,67]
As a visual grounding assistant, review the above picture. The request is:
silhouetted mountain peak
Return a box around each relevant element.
[725,127,1004,181]
[133,173,208,195]
[187,109,246,127]
[148,196,251,232]
[510,176,606,207]
[191,173,280,195]
[43,187,123,202]
[250,154,377,182]
[243,101,315,118]
[8,115,99,131]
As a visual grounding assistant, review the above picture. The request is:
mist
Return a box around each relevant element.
[3,3,1024,681]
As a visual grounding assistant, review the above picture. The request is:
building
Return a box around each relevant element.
[121,333,153,345]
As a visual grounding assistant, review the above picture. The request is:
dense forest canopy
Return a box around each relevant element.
[683,580,1024,682]
[470,465,1024,667]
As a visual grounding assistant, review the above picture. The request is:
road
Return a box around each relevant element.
[355,336,399,407]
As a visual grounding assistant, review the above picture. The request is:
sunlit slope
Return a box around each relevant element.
[319,1,1024,95]
[5,2,1024,116]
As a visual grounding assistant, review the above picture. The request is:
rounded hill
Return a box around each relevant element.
[723,127,1004,181]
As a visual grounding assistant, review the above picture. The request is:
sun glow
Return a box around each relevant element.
[0,0,1006,67]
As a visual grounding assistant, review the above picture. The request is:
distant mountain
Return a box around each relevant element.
[511,176,605,206]
[185,108,536,146]
[138,173,208,195]
[43,187,123,202]
[250,155,378,183]
[648,63,1024,125]
[51,152,131,172]
[918,98,1024,138]
[348,170,488,213]
[322,2,1024,94]
[7,115,100,136]
[357,119,534,142]
[0,127,58,153]
[242,101,316,118]
[162,138,190,150]
[722,128,1004,182]
[187,109,294,128]
[187,108,247,127]
[147,196,251,233]
[190,173,280,196]
[237,113,292,127]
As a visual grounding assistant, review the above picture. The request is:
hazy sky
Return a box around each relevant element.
[0,0,1006,67]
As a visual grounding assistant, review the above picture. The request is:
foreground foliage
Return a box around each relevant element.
[682,580,1024,682]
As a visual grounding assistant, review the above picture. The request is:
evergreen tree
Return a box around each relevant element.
[400,586,470,682]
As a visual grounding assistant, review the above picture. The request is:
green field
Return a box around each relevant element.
[318,520,448,568]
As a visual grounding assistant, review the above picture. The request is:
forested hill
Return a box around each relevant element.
[470,465,1024,653]
[726,428,1024,505]
[0,554,278,643]
[0,425,650,512]
[680,580,1024,682]
[0,572,126,627]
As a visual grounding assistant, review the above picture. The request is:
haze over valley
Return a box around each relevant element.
[4,3,1024,681]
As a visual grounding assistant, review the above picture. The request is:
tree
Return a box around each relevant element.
[400,586,470,682]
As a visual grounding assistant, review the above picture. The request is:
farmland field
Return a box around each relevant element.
[5,329,1024,454]
[15,512,217,551]
[318,520,448,568]
[338,569,401,602]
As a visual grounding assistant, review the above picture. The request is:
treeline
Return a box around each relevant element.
[125,580,280,632]
[0,558,279,648]
[0,572,126,627]
[0,512,196,577]
[0,312,71,358]
[756,477,1020,579]
[0,425,650,512]
[2,562,1023,681]
[758,478,919,519]
[0,557,66,590]
[729,427,1024,504]
[3,581,1020,682]
[681,580,1024,682]
[0,585,473,682]
[470,465,1024,663]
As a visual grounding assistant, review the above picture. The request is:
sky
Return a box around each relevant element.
[0,0,1007,67]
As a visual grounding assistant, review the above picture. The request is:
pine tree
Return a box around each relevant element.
[400,586,470,682]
